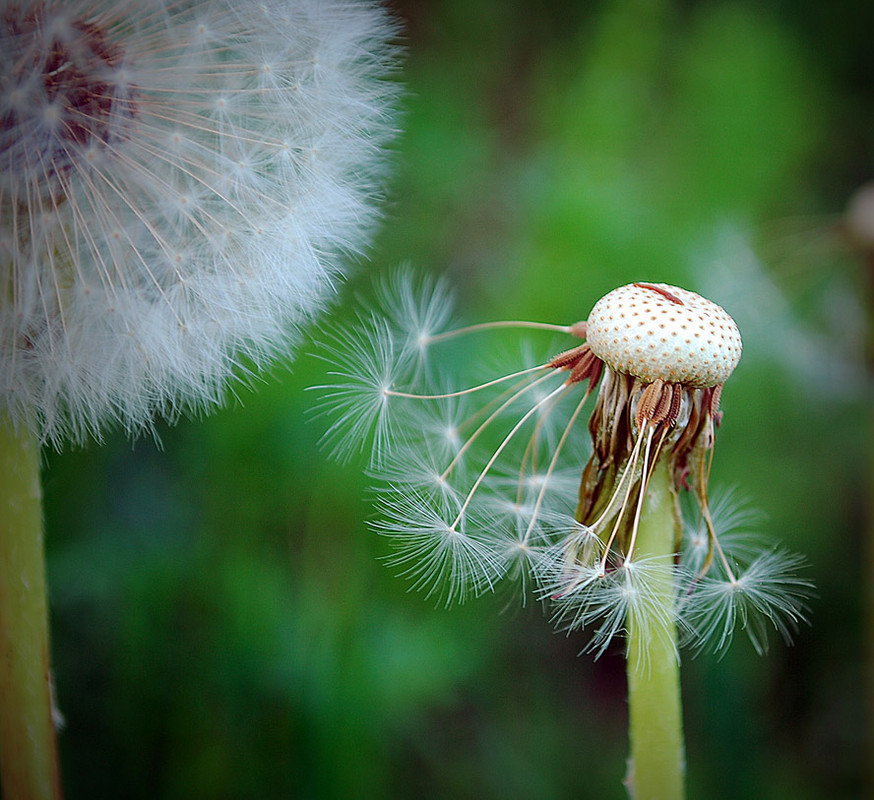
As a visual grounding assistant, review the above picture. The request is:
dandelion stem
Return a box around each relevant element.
[625,457,685,800]
[0,414,62,800]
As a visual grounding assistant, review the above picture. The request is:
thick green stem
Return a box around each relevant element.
[0,414,62,800]
[624,458,685,800]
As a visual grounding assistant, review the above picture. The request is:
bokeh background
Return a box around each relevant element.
[44,0,872,797]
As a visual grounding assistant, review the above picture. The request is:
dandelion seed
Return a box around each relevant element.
[375,269,457,369]
[312,313,407,464]
[1,0,401,445]
[372,488,502,604]
[588,557,684,661]
[681,487,763,575]
[682,547,814,655]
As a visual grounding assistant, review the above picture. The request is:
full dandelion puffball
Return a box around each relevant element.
[0,0,400,445]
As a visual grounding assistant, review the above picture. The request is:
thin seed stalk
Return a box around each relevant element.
[624,458,685,800]
[0,413,62,800]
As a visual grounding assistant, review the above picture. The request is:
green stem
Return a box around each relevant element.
[0,413,62,800]
[624,458,685,800]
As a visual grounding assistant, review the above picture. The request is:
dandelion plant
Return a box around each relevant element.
[0,1,399,796]
[314,273,813,798]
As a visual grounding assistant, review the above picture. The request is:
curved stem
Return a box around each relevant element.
[624,458,685,800]
[0,414,62,800]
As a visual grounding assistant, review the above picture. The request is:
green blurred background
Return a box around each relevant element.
[44,0,872,797]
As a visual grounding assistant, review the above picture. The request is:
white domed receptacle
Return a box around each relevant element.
[585,282,742,388]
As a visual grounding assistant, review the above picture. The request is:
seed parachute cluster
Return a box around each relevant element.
[1,0,400,445]
[314,273,813,656]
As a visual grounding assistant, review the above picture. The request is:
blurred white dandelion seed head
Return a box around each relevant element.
[313,272,813,656]
[1,0,401,445]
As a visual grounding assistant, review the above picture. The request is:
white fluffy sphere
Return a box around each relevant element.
[0,0,400,444]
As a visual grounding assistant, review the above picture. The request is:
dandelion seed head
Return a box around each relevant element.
[1,0,401,445]
[314,271,812,661]
[586,282,742,387]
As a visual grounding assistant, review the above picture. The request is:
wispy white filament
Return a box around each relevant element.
[1,0,400,444]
